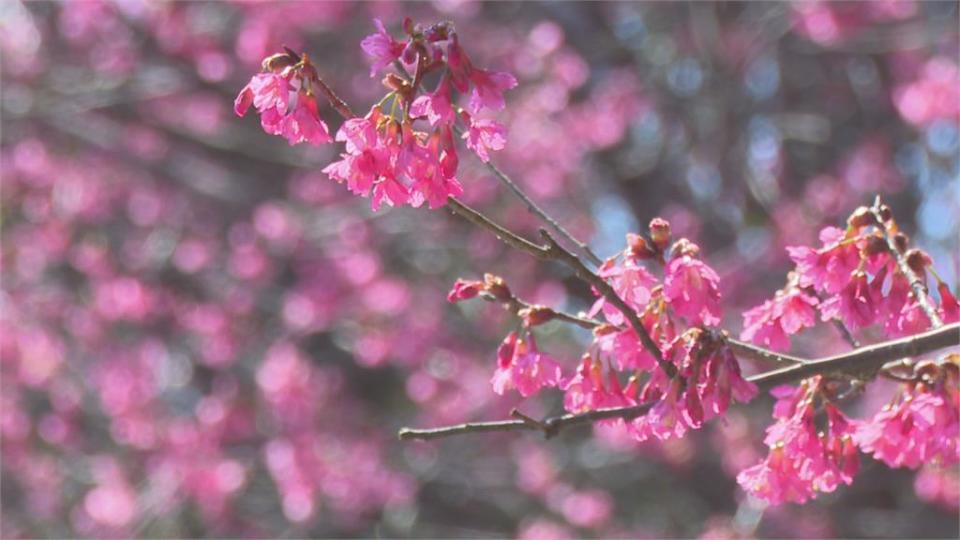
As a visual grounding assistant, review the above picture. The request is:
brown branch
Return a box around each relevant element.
[398,402,656,441]
[871,197,944,328]
[446,197,549,258]
[468,151,604,267]
[726,338,807,365]
[397,323,959,441]
[313,76,355,120]
[746,322,958,390]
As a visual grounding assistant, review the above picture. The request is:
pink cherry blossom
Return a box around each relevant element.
[855,368,959,469]
[235,64,331,146]
[235,72,288,118]
[410,77,456,126]
[786,226,860,294]
[819,270,876,330]
[741,287,818,351]
[737,382,858,505]
[468,68,518,113]
[663,255,722,327]
[562,356,635,416]
[492,332,563,398]
[360,19,405,77]
[279,94,332,145]
[462,117,507,163]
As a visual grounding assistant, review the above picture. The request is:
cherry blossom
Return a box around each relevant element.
[741,285,819,351]
[663,255,723,327]
[492,332,563,398]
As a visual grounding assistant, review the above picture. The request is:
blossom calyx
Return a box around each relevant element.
[625,233,656,259]
[261,52,299,73]
[483,274,512,301]
[519,305,556,327]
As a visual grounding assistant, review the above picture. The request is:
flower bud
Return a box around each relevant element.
[648,217,671,251]
[878,204,893,223]
[382,73,410,93]
[905,249,931,275]
[847,206,877,229]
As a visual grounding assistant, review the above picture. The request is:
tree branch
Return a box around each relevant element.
[446,197,549,258]
[871,198,944,328]
[398,322,959,441]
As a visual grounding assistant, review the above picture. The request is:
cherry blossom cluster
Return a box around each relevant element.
[235,51,333,146]
[737,378,859,505]
[855,357,959,469]
[742,204,958,353]
[236,19,516,211]
[449,219,757,443]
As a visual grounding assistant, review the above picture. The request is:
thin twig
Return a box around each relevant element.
[487,159,604,267]
[446,197,549,258]
[457,137,603,267]
[313,76,355,120]
[870,197,944,328]
[398,323,959,441]
[726,338,807,365]
[399,402,656,441]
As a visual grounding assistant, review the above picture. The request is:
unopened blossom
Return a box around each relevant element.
[740,287,819,351]
[737,382,859,505]
[663,255,722,326]
[491,332,562,398]
[447,278,483,303]
[360,19,405,77]
[855,363,959,469]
